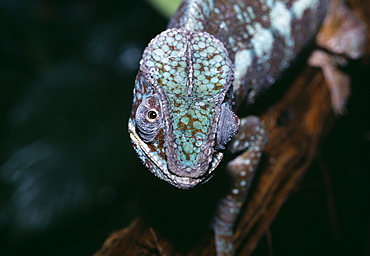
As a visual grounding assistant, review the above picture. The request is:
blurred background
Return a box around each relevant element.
[0,0,369,255]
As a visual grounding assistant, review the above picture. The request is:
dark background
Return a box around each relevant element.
[0,1,369,255]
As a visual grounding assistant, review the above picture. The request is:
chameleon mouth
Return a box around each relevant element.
[164,150,224,189]
[128,119,223,189]
[166,149,224,189]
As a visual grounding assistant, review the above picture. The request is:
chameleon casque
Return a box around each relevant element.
[128,0,365,255]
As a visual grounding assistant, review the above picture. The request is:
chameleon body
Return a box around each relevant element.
[129,0,328,188]
[128,0,365,255]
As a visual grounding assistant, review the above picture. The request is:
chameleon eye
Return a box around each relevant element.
[217,103,240,149]
[147,110,158,121]
[135,95,162,143]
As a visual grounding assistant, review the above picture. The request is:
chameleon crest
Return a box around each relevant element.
[129,28,239,189]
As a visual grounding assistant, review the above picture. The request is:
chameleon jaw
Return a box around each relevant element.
[129,119,223,189]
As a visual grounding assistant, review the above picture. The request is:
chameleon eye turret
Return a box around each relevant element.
[129,28,238,189]
[134,95,163,143]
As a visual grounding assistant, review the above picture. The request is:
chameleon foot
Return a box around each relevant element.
[213,116,268,256]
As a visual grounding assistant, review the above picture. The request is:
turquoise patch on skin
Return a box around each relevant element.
[195,140,202,147]
[195,132,205,139]
[211,77,219,83]
[146,60,155,67]
[193,121,202,130]
[182,160,193,166]
[166,36,174,43]
[184,129,192,137]
[163,72,170,77]
[183,142,194,154]
[181,116,189,124]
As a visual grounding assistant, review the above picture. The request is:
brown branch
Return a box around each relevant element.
[94,1,369,255]
[235,66,334,255]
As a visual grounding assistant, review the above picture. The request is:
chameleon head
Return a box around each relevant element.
[128,28,239,189]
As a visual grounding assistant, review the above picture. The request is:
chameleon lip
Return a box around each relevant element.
[128,119,222,189]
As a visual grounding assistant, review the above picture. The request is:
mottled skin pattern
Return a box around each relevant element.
[169,0,328,106]
[128,0,365,255]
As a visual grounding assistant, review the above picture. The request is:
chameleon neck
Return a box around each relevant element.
[169,0,214,31]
